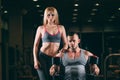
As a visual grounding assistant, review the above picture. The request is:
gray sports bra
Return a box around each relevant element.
[42,26,61,43]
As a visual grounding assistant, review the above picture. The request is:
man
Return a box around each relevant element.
[50,33,100,80]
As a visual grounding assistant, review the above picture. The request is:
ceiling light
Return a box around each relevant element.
[72,17,77,19]
[74,9,78,11]
[74,4,79,7]
[111,15,115,18]
[38,10,43,13]
[36,5,40,7]
[92,8,98,11]
[73,13,78,16]
[4,10,8,13]
[72,20,77,22]
[33,0,38,2]
[95,3,99,6]
[88,19,92,22]
[118,8,120,10]
[90,13,96,15]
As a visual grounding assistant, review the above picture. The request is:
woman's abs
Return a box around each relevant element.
[40,43,60,56]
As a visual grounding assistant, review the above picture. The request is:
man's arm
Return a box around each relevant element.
[85,50,100,75]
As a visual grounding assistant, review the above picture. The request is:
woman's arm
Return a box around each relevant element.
[33,26,42,69]
[60,25,68,52]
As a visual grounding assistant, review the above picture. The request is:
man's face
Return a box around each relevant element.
[67,34,80,50]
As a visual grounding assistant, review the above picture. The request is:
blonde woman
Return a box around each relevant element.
[33,7,68,80]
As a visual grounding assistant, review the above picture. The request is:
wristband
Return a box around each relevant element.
[88,56,99,64]
[52,57,61,65]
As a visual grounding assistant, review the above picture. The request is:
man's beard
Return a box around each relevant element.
[71,46,77,52]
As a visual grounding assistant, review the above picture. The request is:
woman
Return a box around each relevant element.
[33,7,68,80]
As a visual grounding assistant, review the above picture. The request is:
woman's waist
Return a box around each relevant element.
[40,48,59,57]
[42,42,60,46]
[39,51,54,59]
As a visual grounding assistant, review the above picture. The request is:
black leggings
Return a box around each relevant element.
[37,51,53,80]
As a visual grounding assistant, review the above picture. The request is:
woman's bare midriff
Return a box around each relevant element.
[40,42,60,57]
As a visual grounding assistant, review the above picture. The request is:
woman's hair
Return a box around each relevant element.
[43,7,59,25]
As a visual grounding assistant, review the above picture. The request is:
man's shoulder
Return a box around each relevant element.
[80,48,87,53]
[81,49,93,56]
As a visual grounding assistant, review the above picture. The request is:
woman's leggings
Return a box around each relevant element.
[37,51,53,80]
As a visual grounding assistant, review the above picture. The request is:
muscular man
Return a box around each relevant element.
[50,33,100,80]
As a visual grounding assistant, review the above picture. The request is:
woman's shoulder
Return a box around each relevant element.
[35,25,45,34]
[57,25,66,32]
[58,25,65,28]
[37,25,44,30]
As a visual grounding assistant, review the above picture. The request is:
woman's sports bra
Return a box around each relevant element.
[42,26,61,43]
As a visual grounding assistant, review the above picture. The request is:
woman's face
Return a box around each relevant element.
[46,11,55,24]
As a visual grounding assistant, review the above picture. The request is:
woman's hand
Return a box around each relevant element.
[59,48,67,53]
[34,60,40,69]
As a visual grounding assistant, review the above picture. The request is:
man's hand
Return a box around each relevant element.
[90,64,100,75]
[49,65,57,76]
[49,65,60,76]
